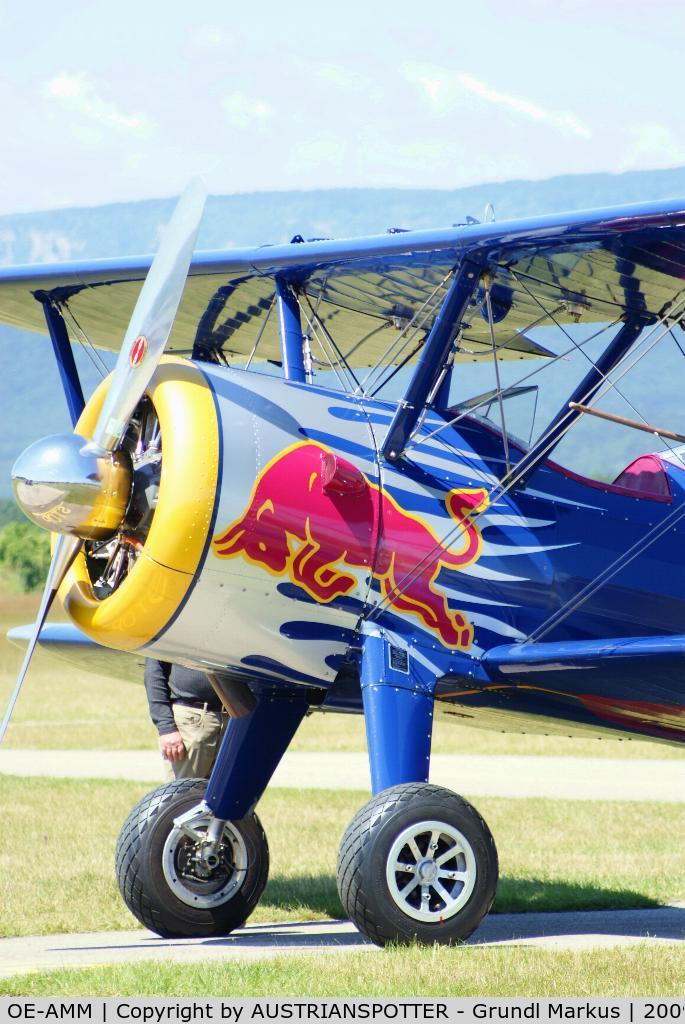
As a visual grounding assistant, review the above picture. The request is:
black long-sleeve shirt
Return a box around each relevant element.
[144,660,222,735]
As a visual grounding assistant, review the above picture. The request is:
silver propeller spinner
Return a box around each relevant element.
[0,179,206,743]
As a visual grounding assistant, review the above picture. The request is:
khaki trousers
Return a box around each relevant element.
[163,704,228,781]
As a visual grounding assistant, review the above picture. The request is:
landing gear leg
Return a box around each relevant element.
[116,688,309,938]
[337,628,498,946]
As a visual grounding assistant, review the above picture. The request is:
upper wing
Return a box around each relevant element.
[1,197,685,367]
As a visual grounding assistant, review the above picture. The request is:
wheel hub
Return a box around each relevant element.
[417,858,438,883]
[162,810,248,909]
[385,818,477,924]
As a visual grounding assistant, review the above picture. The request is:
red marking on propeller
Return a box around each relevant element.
[129,335,148,367]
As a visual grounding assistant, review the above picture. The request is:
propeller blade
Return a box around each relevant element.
[0,534,81,744]
[90,178,206,452]
[1,181,205,742]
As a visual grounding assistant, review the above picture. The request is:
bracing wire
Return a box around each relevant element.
[58,302,110,379]
[301,293,363,392]
[297,299,357,394]
[403,314,618,454]
[509,268,685,471]
[244,293,276,370]
[355,271,455,396]
[369,337,427,399]
[524,500,685,644]
[365,294,685,629]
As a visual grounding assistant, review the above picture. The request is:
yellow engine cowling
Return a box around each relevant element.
[58,357,220,651]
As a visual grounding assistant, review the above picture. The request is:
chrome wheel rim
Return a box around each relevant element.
[162,810,248,909]
[385,819,477,923]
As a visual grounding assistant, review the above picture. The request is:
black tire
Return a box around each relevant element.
[337,782,498,947]
[115,778,269,938]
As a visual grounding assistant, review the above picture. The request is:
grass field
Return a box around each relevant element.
[1,586,684,996]
[1,588,684,759]
[2,945,685,997]
[1,775,683,939]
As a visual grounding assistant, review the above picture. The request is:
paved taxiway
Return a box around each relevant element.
[1,906,683,978]
[1,751,682,976]
[0,749,683,801]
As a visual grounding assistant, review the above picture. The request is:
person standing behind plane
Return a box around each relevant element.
[144,659,228,779]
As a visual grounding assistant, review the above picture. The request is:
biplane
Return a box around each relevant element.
[1,182,684,946]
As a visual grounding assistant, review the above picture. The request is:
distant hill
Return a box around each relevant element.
[3,166,685,265]
[2,166,685,496]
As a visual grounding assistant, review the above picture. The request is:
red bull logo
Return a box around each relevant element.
[212,442,489,649]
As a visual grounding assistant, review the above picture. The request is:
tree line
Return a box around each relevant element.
[0,500,50,591]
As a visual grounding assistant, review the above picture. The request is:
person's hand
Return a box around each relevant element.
[159,730,186,762]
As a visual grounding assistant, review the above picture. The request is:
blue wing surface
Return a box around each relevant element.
[7,623,146,684]
[0,197,684,368]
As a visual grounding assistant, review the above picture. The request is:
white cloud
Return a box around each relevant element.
[70,122,106,146]
[28,230,84,264]
[402,64,451,113]
[403,63,591,139]
[41,72,152,134]
[0,229,16,266]
[190,27,235,50]
[420,78,443,105]
[126,152,143,168]
[457,73,591,138]
[46,73,84,100]
[619,122,685,171]
[295,135,345,167]
[312,63,372,92]
[222,91,273,129]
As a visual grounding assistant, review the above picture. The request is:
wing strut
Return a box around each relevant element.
[508,317,645,485]
[36,296,85,426]
[381,255,485,462]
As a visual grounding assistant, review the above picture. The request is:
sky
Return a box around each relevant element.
[1,0,685,212]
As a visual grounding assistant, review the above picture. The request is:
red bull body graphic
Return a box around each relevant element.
[213,441,488,649]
